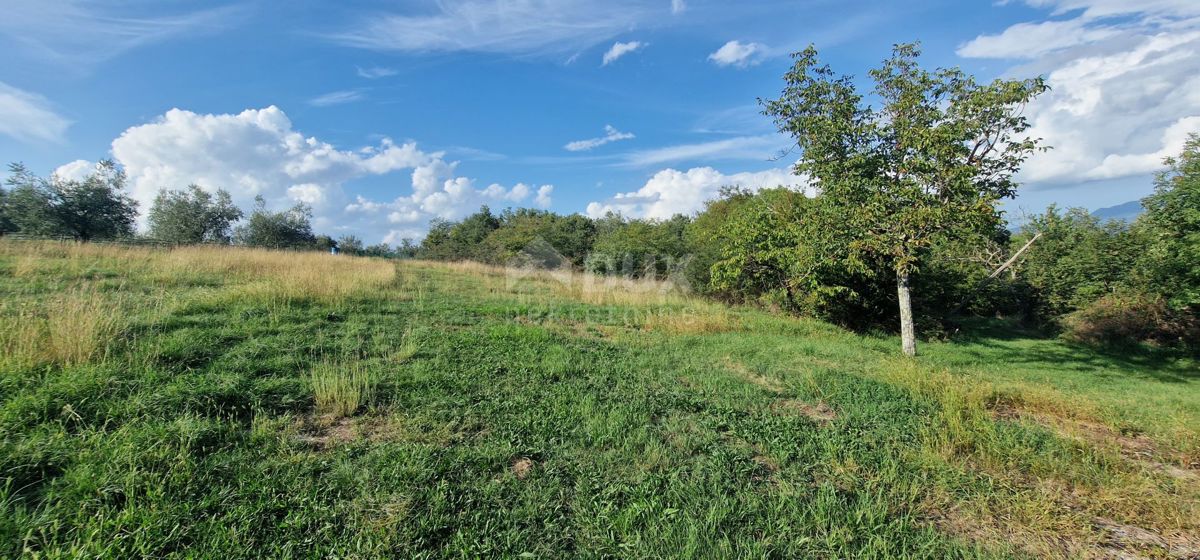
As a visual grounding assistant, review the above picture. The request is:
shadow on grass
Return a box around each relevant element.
[944,317,1198,384]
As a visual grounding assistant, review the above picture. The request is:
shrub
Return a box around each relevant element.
[1061,292,1199,349]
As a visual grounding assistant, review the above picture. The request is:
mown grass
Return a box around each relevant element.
[0,239,1197,558]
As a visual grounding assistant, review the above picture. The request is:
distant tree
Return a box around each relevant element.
[362,243,395,258]
[479,209,596,267]
[763,43,1048,355]
[233,196,317,249]
[4,160,138,241]
[419,218,456,260]
[0,185,16,234]
[148,185,242,244]
[419,207,500,261]
[397,238,419,259]
[337,235,365,255]
[314,235,337,253]
[587,214,690,279]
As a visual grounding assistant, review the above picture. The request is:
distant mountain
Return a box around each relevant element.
[1093,200,1143,222]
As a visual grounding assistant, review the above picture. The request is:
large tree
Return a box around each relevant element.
[763,43,1048,355]
[4,160,138,241]
[148,185,243,244]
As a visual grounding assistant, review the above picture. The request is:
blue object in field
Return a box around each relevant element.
[331,247,339,255]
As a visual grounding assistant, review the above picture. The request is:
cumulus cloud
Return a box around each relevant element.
[61,106,551,243]
[708,40,767,68]
[565,125,635,152]
[602,41,646,65]
[585,167,808,219]
[535,185,554,208]
[328,0,661,57]
[52,159,95,182]
[0,82,70,143]
[308,90,365,107]
[958,1,1200,188]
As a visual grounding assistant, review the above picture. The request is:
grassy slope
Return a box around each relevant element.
[0,241,1197,559]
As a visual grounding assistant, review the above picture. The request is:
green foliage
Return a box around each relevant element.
[481,208,596,267]
[0,187,14,235]
[419,206,500,261]
[1140,133,1200,309]
[708,188,807,306]
[683,186,757,296]
[763,43,1048,353]
[3,161,138,241]
[148,185,242,244]
[233,196,317,249]
[586,213,690,278]
[1015,206,1140,321]
[337,234,365,255]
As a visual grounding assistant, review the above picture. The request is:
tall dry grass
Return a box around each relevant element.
[0,239,398,368]
[0,287,123,367]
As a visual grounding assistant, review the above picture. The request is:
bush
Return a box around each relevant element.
[1062,292,1199,349]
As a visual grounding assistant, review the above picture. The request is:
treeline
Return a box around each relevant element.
[413,137,1200,351]
[0,161,407,258]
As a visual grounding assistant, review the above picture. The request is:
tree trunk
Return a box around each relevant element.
[897,271,917,357]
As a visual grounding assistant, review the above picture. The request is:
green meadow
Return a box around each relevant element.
[1,240,1197,559]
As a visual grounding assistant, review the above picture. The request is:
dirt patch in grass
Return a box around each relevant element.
[772,399,836,424]
[1092,516,1200,560]
[724,357,784,393]
[511,457,535,479]
[297,414,358,448]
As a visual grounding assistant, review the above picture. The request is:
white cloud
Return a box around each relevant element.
[0,0,243,67]
[355,66,396,79]
[565,125,635,152]
[602,41,646,66]
[585,167,808,219]
[1023,0,1200,19]
[959,1,1200,187]
[0,82,70,143]
[52,159,94,182]
[957,19,1121,59]
[708,40,767,68]
[328,0,661,57]
[535,185,554,208]
[61,106,551,243]
[308,90,365,107]
[671,0,687,15]
[621,135,785,167]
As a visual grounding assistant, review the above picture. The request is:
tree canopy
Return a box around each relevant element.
[4,161,138,241]
[148,185,243,244]
[762,43,1048,355]
[233,196,317,249]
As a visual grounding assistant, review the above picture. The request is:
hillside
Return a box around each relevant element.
[1,240,1197,559]
[1093,200,1145,222]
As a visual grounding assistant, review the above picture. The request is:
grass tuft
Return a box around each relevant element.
[309,357,375,418]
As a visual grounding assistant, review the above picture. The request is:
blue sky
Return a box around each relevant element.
[3,0,1199,243]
